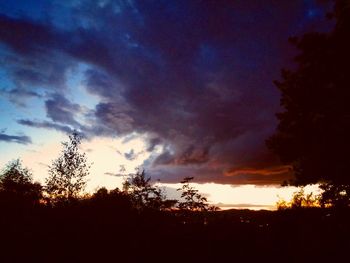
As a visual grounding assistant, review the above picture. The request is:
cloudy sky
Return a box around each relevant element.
[0,0,332,208]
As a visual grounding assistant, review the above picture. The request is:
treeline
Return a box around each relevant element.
[0,133,220,262]
[277,185,350,210]
[0,132,216,212]
[2,132,350,213]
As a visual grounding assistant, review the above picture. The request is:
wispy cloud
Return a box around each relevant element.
[0,133,32,144]
[0,88,42,107]
[17,119,74,134]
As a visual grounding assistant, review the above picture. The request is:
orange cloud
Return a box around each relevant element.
[224,165,292,177]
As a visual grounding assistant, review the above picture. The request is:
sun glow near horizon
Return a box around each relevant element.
[0,133,320,210]
[159,182,321,210]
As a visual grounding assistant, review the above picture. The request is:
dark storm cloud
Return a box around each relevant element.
[0,133,32,144]
[84,69,118,97]
[0,14,57,55]
[0,13,74,103]
[0,0,333,184]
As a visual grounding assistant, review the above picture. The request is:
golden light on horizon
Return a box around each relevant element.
[161,182,321,210]
[0,132,321,210]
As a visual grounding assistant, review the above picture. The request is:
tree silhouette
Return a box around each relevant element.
[123,169,175,210]
[0,159,42,206]
[177,177,211,212]
[45,132,90,203]
[91,187,133,211]
[277,187,320,210]
[319,183,350,208]
[267,1,350,205]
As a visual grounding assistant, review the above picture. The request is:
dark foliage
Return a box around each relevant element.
[177,176,216,212]
[267,1,350,191]
[122,169,177,210]
[0,136,349,262]
[0,159,42,208]
[319,183,350,208]
[0,197,349,263]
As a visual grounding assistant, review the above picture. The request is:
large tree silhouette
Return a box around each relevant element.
[267,1,350,205]
[45,132,90,202]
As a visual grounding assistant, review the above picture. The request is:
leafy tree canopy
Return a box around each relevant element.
[123,169,176,210]
[267,0,350,187]
[177,177,217,212]
[45,132,90,202]
[0,159,42,203]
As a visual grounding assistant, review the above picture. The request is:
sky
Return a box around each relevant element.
[0,0,333,209]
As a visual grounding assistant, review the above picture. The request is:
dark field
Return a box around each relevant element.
[1,203,349,263]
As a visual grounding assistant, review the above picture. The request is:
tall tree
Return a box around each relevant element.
[267,1,350,205]
[45,132,90,202]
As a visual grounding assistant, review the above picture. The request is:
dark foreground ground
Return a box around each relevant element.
[1,203,349,263]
